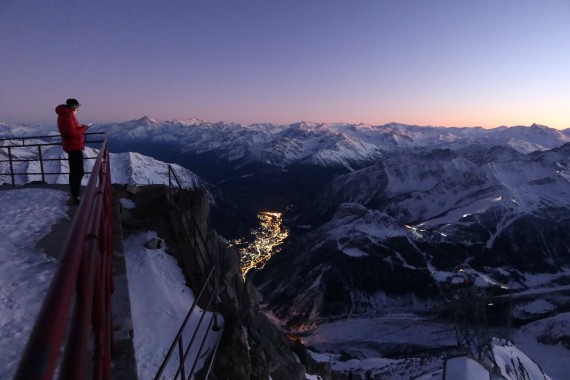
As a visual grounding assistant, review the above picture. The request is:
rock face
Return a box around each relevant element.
[119,185,330,380]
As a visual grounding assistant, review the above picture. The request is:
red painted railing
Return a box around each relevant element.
[14,141,114,380]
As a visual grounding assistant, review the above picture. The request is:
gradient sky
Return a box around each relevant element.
[1,0,569,129]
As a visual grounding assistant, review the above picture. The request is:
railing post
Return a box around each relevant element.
[104,151,115,380]
[178,336,186,380]
[58,242,98,380]
[213,293,220,331]
[38,145,46,183]
[168,165,172,206]
[8,146,15,185]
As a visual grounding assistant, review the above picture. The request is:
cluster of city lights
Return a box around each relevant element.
[228,212,289,279]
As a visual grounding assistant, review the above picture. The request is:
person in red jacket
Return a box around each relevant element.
[55,98,90,205]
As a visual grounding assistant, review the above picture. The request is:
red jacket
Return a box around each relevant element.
[56,104,86,152]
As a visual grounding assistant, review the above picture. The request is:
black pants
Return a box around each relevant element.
[67,150,84,198]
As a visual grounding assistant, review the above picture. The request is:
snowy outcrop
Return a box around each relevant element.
[0,144,206,192]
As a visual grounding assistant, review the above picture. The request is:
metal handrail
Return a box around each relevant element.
[0,131,105,143]
[155,165,221,380]
[0,132,105,185]
[14,140,114,380]
[154,267,218,380]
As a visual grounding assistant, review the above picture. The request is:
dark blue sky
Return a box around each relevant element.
[1,0,569,129]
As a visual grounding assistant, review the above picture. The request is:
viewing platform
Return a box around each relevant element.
[1,135,222,380]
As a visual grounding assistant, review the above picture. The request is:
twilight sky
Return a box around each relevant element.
[1,1,569,129]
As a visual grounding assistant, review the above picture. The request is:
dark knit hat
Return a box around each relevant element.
[66,98,81,108]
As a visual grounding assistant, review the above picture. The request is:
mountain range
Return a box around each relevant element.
[88,117,570,167]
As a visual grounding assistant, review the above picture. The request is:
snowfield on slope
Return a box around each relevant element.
[123,230,223,378]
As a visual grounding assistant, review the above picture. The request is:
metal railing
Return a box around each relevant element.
[14,140,114,380]
[0,132,105,185]
[154,166,221,380]
[154,266,220,380]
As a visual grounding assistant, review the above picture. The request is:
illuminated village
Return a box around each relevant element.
[229,212,289,279]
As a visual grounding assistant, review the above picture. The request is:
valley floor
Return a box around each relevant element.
[300,307,570,379]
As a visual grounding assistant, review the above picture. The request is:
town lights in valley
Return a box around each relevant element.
[228,212,289,279]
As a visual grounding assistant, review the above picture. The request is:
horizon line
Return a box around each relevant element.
[2,116,568,131]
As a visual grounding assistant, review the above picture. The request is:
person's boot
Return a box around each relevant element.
[67,196,80,205]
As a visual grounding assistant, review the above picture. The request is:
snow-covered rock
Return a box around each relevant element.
[0,143,205,191]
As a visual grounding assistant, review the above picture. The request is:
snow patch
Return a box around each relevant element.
[123,231,223,379]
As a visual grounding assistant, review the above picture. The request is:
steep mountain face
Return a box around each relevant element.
[310,144,570,226]
[253,143,570,327]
